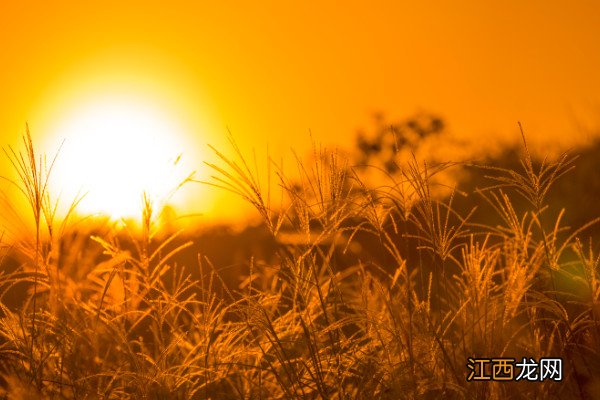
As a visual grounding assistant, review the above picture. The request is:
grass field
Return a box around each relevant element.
[0,127,599,399]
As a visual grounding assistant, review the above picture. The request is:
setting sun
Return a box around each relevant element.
[42,95,195,220]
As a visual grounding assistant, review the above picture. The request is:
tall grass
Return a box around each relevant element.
[0,129,599,399]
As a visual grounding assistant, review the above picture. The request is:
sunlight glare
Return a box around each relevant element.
[44,95,194,220]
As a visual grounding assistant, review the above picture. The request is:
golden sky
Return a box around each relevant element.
[1,1,599,224]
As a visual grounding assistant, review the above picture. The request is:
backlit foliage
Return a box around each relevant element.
[0,129,599,399]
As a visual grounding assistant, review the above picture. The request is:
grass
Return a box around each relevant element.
[0,128,599,399]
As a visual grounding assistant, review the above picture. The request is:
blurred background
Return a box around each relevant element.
[1,0,599,227]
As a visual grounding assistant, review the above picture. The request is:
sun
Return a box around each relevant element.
[42,94,195,220]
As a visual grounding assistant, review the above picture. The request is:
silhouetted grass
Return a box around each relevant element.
[0,128,599,399]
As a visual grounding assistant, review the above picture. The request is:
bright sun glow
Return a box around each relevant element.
[43,95,194,220]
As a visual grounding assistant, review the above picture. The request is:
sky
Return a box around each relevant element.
[1,1,599,224]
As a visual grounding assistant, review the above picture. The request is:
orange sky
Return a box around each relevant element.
[1,1,600,224]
